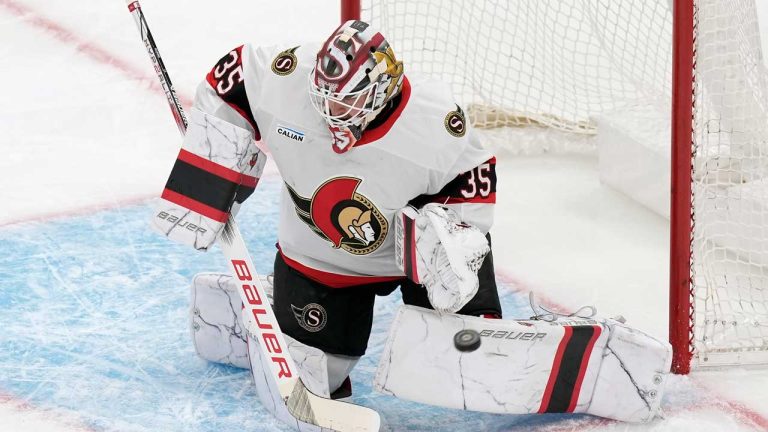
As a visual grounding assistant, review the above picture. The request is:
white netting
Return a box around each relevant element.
[365,0,672,133]
[691,0,768,366]
[362,0,768,367]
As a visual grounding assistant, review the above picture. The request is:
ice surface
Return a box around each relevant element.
[1,0,767,431]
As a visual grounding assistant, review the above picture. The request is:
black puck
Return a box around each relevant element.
[453,329,481,352]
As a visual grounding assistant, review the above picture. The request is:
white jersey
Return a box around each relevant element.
[193,43,497,287]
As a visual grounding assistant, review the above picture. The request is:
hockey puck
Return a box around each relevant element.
[453,329,481,352]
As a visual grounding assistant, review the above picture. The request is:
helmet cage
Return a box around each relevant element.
[308,73,382,129]
[309,20,403,133]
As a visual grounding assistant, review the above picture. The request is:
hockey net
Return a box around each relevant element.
[353,0,768,371]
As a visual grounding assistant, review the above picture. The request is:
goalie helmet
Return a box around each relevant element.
[309,20,404,152]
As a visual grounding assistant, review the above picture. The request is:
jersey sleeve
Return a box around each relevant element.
[192,44,271,141]
[411,128,497,233]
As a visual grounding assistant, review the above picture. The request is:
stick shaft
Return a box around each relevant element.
[123,4,380,428]
[126,0,187,135]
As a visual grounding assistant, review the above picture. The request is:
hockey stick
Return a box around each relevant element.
[124,2,380,430]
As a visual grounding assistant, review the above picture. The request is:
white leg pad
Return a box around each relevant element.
[373,305,671,423]
[191,272,359,430]
[247,332,358,431]
[247,332,324,431]
[588,323,672,422]
[190,273,250,369]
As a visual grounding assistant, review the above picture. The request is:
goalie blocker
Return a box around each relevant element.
[374,305,672,423]
[150,108,267,251]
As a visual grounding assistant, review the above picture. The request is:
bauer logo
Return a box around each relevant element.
[271,46,299,76]
[156,211,207,234]
[444,104,467,137]
[479,330,547,342]
[291,303,327,332]
[276,124,305,143]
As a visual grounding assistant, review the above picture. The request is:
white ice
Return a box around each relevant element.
[1,0,767,431]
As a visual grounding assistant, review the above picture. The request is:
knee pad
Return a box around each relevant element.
[247,332,359,430]
[189,272,273,369]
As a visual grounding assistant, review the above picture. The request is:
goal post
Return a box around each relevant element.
[342,0,768,374]
[669,0,695,375]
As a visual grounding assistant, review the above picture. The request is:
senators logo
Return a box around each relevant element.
[291,303,327,332]
[271,46,299,76]
[286,177,388,255]
[444,104,467,137]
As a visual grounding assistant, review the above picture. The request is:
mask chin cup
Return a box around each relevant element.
[329,126,359,154]
[348,124,363,140]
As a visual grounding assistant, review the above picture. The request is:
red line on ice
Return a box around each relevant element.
[0,194,157,227]
[0,0,278,227]
[0,0,193,107]
[495,269,768,430]
[0,391,97,432]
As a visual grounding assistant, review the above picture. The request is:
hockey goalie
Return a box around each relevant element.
[151,19,672,431]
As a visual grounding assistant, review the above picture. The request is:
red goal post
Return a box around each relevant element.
[341,0,768,375]
[669,0,696,375]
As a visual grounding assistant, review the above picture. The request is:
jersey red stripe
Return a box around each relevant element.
[356,77,411,146]
[408,215,419,282]
[279,247,403,288]
[443,193,497,205]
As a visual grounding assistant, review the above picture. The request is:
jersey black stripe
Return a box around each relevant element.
[221,84,260,139]
[403,215,415,280]
[207,46,261,139]
[408,158,497,208]
[544,326,596,413]
[165,159,254,214]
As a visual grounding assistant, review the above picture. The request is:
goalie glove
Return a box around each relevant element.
[150,108,266,251]
[395,203,490,313]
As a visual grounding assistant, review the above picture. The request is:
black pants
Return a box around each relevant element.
[273,235,502,356]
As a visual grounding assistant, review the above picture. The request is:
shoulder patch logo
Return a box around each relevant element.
[444,105,467,137]
[271,46,300,76]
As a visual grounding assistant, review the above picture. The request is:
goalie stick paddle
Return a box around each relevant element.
[124,2,381,430]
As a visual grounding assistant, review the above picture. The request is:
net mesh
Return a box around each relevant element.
[365,0,672,133]
[691,0,768,366]
[362,0,768,367]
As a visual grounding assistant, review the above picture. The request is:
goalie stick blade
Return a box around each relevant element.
[218,219,381,431]
[287,379,381,432]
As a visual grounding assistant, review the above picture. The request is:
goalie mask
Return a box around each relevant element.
[309,20,404,153]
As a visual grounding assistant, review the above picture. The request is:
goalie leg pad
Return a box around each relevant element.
[247,332,359,431]
[587,322,672,422]
[373,305,671,423]
[190,272,273,369]
[192,273,359,430]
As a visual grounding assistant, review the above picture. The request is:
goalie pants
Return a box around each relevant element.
[273,234,502,357]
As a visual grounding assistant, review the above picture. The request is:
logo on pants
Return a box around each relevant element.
[291,303,328,332]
